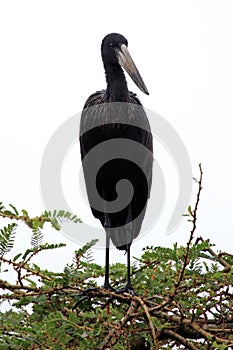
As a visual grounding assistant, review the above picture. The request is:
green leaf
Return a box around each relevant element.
[2,210,16,216]
[0,223,17,256]
[22,209,29,216]
[188,205,192,215]
[9,203,19,215]
[13,253,22,262]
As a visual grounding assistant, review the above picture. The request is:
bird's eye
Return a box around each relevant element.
[110,43,114,47]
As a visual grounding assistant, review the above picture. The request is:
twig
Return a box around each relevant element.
[135,296,159,349]
[0,212,51,224]
[196,237,231,272]
[219,251,233,259]
[0,279,38,292]
[99,299,139,349]
[0,256,52,281]
[175,163,203,289]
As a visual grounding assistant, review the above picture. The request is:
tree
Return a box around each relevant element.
[0,165,233,349]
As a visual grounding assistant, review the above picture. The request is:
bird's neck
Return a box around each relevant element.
[105,64,128,102]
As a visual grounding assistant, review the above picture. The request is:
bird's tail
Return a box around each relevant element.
[106,222,134,252]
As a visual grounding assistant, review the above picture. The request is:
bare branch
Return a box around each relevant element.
[175,163,203,290]
[162,329,199,350]
[135,296,159,349]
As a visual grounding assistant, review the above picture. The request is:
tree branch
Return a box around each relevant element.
[162,329,199,350]
[175,164,203,290]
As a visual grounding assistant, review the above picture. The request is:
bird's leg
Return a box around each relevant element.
[126,245,133,291]
[122,209,135,293]
[103,234,115,291]
[103,234,110,288]
[115,245,136,295]
[123,245,136,294]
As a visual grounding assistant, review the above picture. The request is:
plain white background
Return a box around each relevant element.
[0,1,233,278]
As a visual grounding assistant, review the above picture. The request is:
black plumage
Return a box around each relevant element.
[79,33,153,292]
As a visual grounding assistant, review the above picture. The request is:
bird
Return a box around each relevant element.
[79,33,153,293]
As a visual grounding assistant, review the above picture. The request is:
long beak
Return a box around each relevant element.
[117,44,149,95]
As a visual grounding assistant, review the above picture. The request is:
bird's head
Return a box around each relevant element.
[101,33,149,95]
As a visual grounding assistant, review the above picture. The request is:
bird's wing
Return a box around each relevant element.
[128,91,153,194]
[83,90,106,109]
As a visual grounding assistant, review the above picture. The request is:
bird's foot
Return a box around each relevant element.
[103,282,136,295]
[115,284,137,296]
[101,284,136,309]
[103,282,116,292]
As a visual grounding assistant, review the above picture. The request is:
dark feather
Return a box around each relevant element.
[79,34,153,252]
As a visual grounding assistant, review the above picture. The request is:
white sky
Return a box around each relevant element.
[0,0,233,277]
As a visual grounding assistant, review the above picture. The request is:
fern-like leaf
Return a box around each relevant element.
[9,204,19,216]
[0,223,17,256]
[0,202,5,212]
[74,239,98,265]
[31,228,43,248]
[43,210,82,230]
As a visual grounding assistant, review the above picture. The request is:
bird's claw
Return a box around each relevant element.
[103,283,116,292]
[104,282,137,295]
[115,285,137,296]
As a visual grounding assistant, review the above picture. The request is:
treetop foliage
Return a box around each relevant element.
[0,165,233,349]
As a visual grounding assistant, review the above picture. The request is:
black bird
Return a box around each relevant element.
[79,33,153,293]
